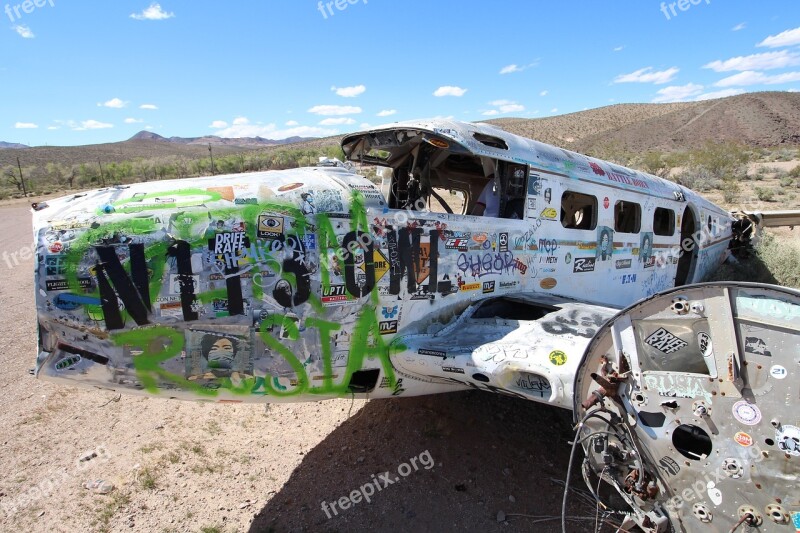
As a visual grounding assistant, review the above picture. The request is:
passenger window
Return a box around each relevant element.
[614,201,641,234]
[654,208,675,236]
[561,192,597,230]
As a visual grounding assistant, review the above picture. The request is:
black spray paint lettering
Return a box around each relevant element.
[94,244,152,330]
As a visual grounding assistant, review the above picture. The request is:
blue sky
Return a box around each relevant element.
[2,0,800,146]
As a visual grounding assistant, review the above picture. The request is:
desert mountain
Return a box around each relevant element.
[487,91,800,152]
[0,141,29,150]
[128,131,313,147]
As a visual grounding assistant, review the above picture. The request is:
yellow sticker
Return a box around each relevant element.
[549,350,567,366]
[541,208,558,220]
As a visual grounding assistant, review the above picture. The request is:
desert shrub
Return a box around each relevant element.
[772,148,798,162]
[663,150,691,170]
[757,233,800,288]
[752,167,768,181]
[789,165,800,179]
[689,141,750,181]
[674,168,722,192]
[638,151,671,178]
[721,182,740,203]
[779,176,795,188]
[755,187,776,201]
[707,233,800,289]
[773,169,790,181]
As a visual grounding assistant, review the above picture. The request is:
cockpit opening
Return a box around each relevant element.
[342,129,528,219]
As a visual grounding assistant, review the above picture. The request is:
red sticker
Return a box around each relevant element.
[734,432,753,447]
[49,242,63,254]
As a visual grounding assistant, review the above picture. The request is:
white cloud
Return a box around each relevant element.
[489,100,525,113]
[13,25,34,38]
[125,118,144,124]
[695,89,745,101]
[758,26,800,48]
[652,83,704,103]
[433,86,467,97]
[613,46,624,52]
[704,50,800,72]
[360,123,371,129]
[732,22,746,31]
[14,122,38,129]
[140,104,158,110]
[232,117,249,125]
[715,70,800,87]
[130,3,175,21]
[614,67,679,84]
[540,90,548,96]
[209,120,228,128]
[319,117,356,126]
[285,120,299,126]
[499,60,538,75]
[47,126,59,130]
[98,98,128,109]
[307,105,362,116]
[500,64,522,75]
[376,109,397,117]
[550,108,559,114]
[483,100,525,115]
[788,88,799,93]
[211,122,337,140]
[331,85,366,98]
[75,120,114,131]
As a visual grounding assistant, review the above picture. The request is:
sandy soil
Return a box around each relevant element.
[0,203,600,533]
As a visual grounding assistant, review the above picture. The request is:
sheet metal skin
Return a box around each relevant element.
[32,119,744,406]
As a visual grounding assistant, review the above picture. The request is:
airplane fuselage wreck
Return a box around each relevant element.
[33,120,737,407]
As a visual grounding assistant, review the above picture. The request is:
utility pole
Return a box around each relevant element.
[208,143,216,175]
[98,160,106,187]
[17,157,27,196]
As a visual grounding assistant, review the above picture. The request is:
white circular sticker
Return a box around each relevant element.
[770,365,788,380]
[697,332,713,358]
[732,401,762,426]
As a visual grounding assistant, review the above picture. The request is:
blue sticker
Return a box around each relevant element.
[53,294,82,311]
[791,511,800,531]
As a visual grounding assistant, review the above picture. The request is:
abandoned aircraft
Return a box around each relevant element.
[31,119,799,531]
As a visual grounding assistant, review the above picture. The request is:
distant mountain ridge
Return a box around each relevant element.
[128,131,313,147]
[486,91,800,152]
[3,91,798,169]
[0,141,29,149]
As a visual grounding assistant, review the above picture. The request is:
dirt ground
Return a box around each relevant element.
[0,202,602,532]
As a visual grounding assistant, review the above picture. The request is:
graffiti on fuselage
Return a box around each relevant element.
[36,180,537,400]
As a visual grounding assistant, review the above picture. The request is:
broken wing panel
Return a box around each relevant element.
[573,283,800,532]
[391,295,617,409]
